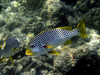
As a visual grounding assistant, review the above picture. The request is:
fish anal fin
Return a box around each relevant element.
[63,39,72,45]
[48,50,60,55]
[56,26,72,31]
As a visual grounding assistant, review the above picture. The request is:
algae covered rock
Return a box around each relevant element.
[0,0,100,75]
[26,0,46,10]
[0,20,6,27]
[74,0,99,12]
[40,0,66,20]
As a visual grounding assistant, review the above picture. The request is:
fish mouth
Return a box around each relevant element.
[25,48,34,55]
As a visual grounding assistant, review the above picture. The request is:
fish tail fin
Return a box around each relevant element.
[76,18,87,38]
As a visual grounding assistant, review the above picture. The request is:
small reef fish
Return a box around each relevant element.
[0,37,20,64]
[25,19,87,56]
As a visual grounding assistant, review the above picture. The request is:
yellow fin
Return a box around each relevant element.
[12,47,18,52]
[0,57,5,63]
[47,45,55,48]
[9,56,13,64]
[76,19,87,38]
[38,26,72,35]
[56,26,72,31]
[63,39,72,45]
[25,48,34,55]
[0,45,2,48]
[0,45,2,50]
[48,50,60,55]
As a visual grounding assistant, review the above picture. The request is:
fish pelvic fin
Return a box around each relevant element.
[9,56,14,65]
[76,18,87,38]
[48,50,60,55]
[0,57,5,63]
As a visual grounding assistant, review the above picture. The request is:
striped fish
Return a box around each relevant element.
[25,19,87,56]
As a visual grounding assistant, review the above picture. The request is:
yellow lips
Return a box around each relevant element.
[25,48,34,55]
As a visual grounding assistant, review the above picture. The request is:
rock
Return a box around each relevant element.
[26,0,46,10]
[0,20,6,27]
[0,0,100,75]
[40,0,66,20]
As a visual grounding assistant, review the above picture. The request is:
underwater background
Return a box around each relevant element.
[0,0,100,75]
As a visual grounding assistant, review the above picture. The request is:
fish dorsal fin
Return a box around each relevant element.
[56,26,72,31]
[37,29,51,35]
[48,50,60,55]
[63,39,72,45]
[37,26,72,35]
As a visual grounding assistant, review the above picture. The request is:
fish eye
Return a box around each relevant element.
[30,45,34,48]
[43,45,47,48]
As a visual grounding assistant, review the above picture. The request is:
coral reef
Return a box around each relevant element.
[0,0,100,75]
[26,0,46,10]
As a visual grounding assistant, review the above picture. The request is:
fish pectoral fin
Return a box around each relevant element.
[47,45,55,48]
[48,50,60,55]
[12,47,18,52]
[63,39,72,45]
[9,56,13,64]
[25,48,34,55]
[0,57,5,63]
